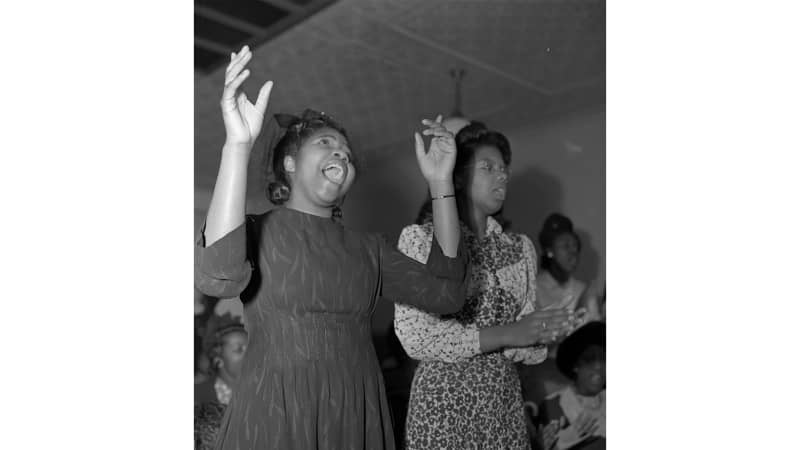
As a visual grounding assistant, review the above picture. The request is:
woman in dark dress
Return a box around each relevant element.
[194,45,468,450]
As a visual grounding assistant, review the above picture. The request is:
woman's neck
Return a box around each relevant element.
[465,209,488,238]
[285,196,333,218]
[216,369,236,387]
[572,383,603,399]
[547,265,572,285]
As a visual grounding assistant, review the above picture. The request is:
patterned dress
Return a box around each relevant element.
[194,207,468,450]
[394,217,546,450]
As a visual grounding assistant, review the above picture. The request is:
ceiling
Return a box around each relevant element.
[194,0,606,209]
[195,0,338,73]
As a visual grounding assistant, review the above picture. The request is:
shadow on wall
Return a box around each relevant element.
[575,228,599,284]
[504,165,564,241]
[504,165,600,284]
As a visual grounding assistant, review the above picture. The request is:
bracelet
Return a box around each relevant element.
[431,194,456,201]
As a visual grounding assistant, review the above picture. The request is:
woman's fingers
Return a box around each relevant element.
[237,92,249,111]
[587,419,600,435]
[530,310,572,325]
[422,128,453,139]
[224,69,250,100]
[254,80,274,115]
[576,413,597,435]
[582,421,597,436]
[421,116,444,126]
[523,312,572,333]
[226,53,252,85]
[225,47,253,85]
[413,132,425,159]
[226,46,249,72]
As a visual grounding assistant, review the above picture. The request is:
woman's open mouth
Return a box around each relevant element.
[493,186,506,199]
[322,160,347,185]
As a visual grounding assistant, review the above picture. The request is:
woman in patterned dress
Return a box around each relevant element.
[394,123,578,449]
[194,46,470,449]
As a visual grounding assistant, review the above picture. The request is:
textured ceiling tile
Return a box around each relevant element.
[195,0,605,194]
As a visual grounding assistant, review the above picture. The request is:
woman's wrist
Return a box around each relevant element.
[222,140,253,158]
[480,323,516,352]
[427,180,455,198]
[479,326,501,353]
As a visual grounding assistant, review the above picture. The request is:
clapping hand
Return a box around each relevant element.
[507,309,574,347]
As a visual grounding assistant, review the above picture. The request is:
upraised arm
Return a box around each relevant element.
[204,45,273,246]
[414,115,459,257]
[195,46,272,297]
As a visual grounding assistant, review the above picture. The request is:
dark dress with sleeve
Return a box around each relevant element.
[194,207,468,450]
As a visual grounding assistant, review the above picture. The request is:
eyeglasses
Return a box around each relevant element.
[467,160,512,177]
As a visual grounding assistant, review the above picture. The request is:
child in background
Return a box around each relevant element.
[535,322,605,450]
[195,313,248,450]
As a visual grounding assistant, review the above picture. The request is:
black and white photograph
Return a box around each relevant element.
[193,1,605,449]
[5,0,800,449]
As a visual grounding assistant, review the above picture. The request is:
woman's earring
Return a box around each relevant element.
[284,156,296,173]
[547,252,554,258]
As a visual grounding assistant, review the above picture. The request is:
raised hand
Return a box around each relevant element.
[221,45,274,150]
[414,115,457,183]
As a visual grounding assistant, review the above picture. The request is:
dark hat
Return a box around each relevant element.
[556,321,606,379]
[538,213,575,249]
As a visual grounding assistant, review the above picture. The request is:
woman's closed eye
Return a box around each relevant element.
[476,161,492,171]
[476,160,509,175]
[318,137,335,147]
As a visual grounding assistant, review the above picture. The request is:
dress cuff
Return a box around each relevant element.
[424,233,469,281]
[194,221,249,283]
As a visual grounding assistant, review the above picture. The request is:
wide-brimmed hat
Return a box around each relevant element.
[556,321,606,379]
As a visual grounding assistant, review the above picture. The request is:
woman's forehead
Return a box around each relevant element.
[222,330,247,342]
[307,127,348,144]
[554,233,578,244]
[471,145,504,161]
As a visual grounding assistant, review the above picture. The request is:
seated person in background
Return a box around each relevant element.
[536,213,600,322]
[535,322,605,450]
[195,313,248,450]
